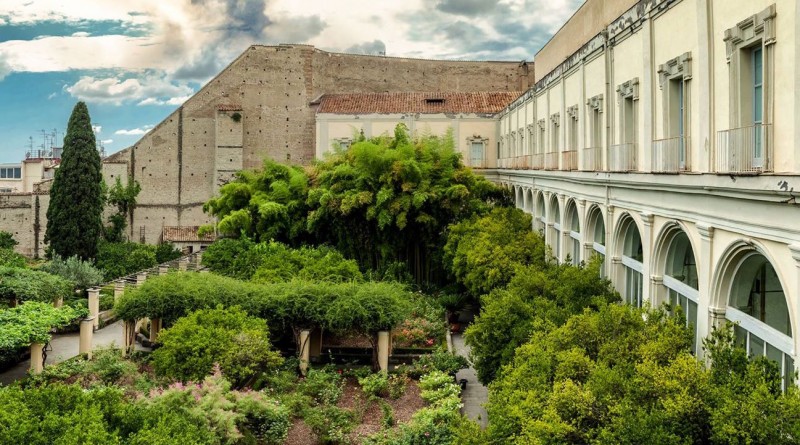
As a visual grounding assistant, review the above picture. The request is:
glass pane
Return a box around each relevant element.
[749,333,765,357]
[0,169,5,179]
[13,168,21,178]
[784,355,795,392]
[766,343,783,367]
[734,324,748,349]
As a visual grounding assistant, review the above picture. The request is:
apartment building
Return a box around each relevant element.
[492,0,800,389]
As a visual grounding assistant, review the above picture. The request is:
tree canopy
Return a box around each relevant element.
[45,101,104,260]
[203,126,510,286]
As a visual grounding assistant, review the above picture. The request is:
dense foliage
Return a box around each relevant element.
[0,302,85,349]
[202,238,362,283]
[204,126,510,285]
[38,255,105,290]
[0,231,18,250]
[0,248,26,268]
[45,101,104,260]
[0,267,75,304]
[115,272,412,336]
[104,176,141,242]
[444,207,547,297]
[484,304,800,444]
[153,307,283,387]
[95,241,158,279]
[0,370,291,445]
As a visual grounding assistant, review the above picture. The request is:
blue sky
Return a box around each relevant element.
[0,0,583,164]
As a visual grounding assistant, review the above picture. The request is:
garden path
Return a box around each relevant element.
[0,320,141,385]
[452,333,489,429]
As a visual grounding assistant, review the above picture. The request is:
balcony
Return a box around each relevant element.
[716,124,772,174]
[512,156,530,169]
[581,146,602,171]
[532,153,544,170]
[544,152,559,170]
[561,150,578,171]
[652,136,690,173]
[608,143,637,172]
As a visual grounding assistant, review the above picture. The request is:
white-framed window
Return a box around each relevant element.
[334,138,353,150]
[727,252,794,391]
[587,206,606,277]
[662,230,699,353]
[466,136,488,168]
[566,105,579,151]
[619,217,644,307]
[0,167,22,179]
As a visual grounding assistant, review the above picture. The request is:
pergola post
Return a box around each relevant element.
[113,280,125,303]
[377,330,390,372]
[122,320,136,357]
[87,288,100,330]
[299,329,311,376]
[149,318,161,343]
[79,318,94,359]
[29,343,44,374]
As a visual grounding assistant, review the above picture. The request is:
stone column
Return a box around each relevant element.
[136,272,147,287]
[30,343,44,374]
[149,318,161,343]
[696,223,715,358]
[298,329,311,376]
[605,205,615,278]
[650,275,665,307]
[113,280,125,303]
[640,212,654,306]
[87,288,100,330]
[178,260,188,272]
[80,318,94,359]
[377,330,390,372]
[122,320,136,357]
[195,252,203,267]
[53,297,63,308]
[158,265,169,276]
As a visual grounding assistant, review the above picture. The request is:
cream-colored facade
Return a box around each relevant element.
[316,114,500,168]
[492,0,800,388]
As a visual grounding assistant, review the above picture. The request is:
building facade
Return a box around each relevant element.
[492,0,800,388]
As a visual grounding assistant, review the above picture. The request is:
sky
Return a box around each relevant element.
[0,0,584,163]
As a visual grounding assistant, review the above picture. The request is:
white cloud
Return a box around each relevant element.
[115,125,154,136]
[66,75,193,105]
[71,31,91,37]
[47,92,57,100]
[0,52,11,81]
[92,125,103,134]
[137,95,191,106]
[101,139,113,144]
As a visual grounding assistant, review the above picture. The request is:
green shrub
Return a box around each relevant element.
[0,267,75,304]
[379,400,395,428]
[387,374,409,400]
[154,243,182,264]
[0,231,18,250]
[84,347,139,384]
[39,255,105,290]
[359,372,389,398]
[0,248,26,268]
[236,393,291,445]
[152,306,283,387]
[95,241,157,280]
[303,405,355,444]
[299,368,344,406]
[413,349,468,376]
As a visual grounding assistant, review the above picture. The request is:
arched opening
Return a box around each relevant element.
[525,189,534,214]
[586,205,606,276]
[723,250,794,390]
[617,214,644,307]
[564,200,581,266]
[514,186,523,209]
[548,195,561,262]
[656,225,699,353]
[534,192,545,234]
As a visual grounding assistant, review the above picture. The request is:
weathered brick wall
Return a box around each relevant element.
[103,45,535,244]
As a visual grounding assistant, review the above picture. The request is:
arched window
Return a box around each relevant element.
[661,229,699,353]
[586,206,606,276]
[549,195,561,262]
[618,215,644,307]
[565,200,581,266]
[525,189,534,214]
[725,252,793,389]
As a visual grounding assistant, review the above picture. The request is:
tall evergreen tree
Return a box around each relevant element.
[45,101,104,260]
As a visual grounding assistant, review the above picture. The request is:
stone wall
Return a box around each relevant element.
[107,44,533,244]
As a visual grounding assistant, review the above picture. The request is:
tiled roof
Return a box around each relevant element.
[316,92,524,115]
[217,104,243,111]
[162,226,216,243]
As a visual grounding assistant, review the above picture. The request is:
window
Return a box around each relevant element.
[662,229,699,353]
[0,188,12,193]
[0,167,21,179]
[657,54,691,172]
[549,196,561,262]
[334,138,353,150]
[587,207,606,277]
[565,202,580,266]
[566,105,578,151]
[718,5,776,173]
[618,216,644,307]
[467,137,488,168]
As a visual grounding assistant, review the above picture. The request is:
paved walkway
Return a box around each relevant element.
[0,320,131,385]
[452,333,489,428]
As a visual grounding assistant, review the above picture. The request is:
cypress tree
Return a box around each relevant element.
[45,101,104,260]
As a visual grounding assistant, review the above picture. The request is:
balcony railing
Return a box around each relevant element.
[608,143,637,172]
[532,153,544,170]
[512,156,530,169]
[581,146,602,171]
[652,136,690,173]
[467,157,488,169]
[716,124,772,174]
[544,152,559,170]
[561,150,578,171]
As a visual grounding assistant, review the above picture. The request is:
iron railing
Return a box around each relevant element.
[716,124,772,173]
[608,143,637,172]
[652,136,690,172]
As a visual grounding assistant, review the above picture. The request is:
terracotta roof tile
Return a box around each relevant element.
[316,92,524,115]
[162,226,216,243]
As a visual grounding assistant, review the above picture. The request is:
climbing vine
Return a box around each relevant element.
[0,302,86,349]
